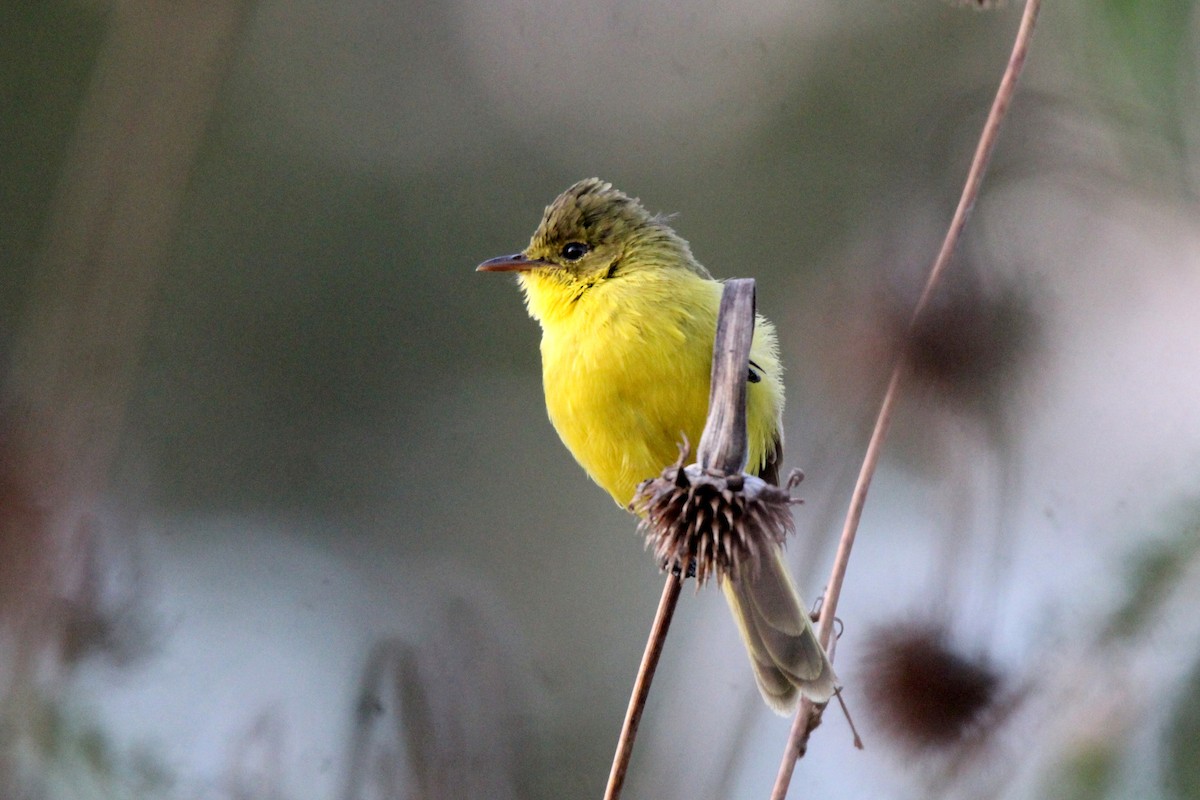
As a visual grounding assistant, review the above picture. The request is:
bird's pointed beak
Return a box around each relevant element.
[476,252,550,273]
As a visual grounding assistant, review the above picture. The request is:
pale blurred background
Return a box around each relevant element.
[3,1,1200,798]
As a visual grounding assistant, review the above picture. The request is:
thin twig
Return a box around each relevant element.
[607,280,758,798]
[769,1,1042,796]
[604,573,683,800]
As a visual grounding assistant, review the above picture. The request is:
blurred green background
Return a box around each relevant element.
[3,0,1200,798]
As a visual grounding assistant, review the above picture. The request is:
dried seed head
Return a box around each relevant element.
[630,444,800,585]
[862,621,1004,751]
[903,270,1038,415]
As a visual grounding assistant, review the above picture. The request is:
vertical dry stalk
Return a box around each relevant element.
[0,0,250,694]
[605,280,759,800]
[769,1,1043,796]
[603,574,683,800]
[6,0,250,496]
[696,281,758,475]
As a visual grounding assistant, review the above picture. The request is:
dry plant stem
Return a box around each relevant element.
[604,573,683,800]
[6,0,251,493]
[606,281,758,799]
[697,279,757,474]
[769,1,1042,796]
[0,0,250,700]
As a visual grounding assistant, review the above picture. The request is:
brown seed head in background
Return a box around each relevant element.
[903,269,1038,415]
[862,620,1004,751]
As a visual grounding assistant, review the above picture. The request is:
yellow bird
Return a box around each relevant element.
[478,178,836,711]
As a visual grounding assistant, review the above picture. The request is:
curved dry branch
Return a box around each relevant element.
[770,1,1044,796]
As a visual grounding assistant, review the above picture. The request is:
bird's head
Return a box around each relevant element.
[477,179,709,322]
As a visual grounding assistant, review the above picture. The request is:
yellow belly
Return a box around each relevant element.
[534,272,783,506]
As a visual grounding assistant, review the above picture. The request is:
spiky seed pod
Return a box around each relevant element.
[631,444,801,586]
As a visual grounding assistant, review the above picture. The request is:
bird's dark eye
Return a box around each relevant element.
[560,242,589,261]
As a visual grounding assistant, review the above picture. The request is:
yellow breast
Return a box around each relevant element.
[521,268,784,507]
